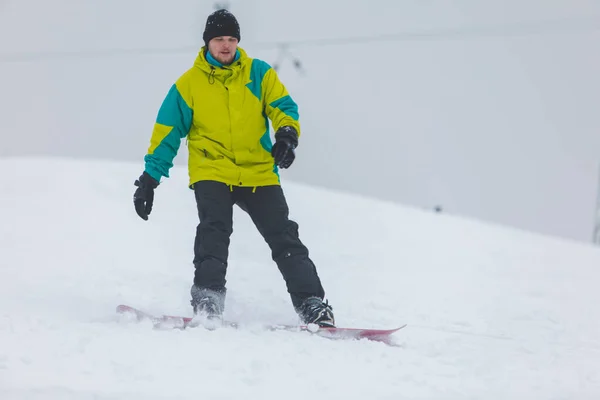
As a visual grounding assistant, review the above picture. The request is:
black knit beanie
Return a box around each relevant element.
[203,9,241,46]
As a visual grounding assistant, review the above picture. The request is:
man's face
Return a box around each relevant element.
[208,36,239,65]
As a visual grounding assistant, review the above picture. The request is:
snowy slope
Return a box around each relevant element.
[1,157,600,399]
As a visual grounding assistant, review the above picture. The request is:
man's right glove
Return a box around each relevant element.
[271,126,298,169]
[133,171,159,221]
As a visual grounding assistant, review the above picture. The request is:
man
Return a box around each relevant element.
[132,9,335,327]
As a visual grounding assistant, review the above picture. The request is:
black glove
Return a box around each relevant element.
[271,126,298,169]
[133,171,159,221]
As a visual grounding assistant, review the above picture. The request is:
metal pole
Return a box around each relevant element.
[594,162,600,245]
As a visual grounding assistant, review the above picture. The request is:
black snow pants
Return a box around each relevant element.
[192,180,325,309]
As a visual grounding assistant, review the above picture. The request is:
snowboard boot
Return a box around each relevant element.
[296,296,335,328]
[190,285,226,322]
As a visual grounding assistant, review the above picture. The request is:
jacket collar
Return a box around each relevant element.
[206,49,241,68]
[194,46,247,74]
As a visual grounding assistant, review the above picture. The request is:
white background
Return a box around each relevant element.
[1,0,600,242]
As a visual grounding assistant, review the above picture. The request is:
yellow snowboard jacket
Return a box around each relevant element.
[143,46,300,188]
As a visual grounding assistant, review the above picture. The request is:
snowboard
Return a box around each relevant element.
[116,304,405,344]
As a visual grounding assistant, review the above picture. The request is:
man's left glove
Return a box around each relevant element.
[271,126,298,169]
[133,171,159,221]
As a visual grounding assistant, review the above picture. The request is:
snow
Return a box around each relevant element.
[1,156,599,398]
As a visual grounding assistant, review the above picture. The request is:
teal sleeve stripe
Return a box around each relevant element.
[144,130,180,179]
[156,84,193,136]
[144,84,193,180]
[259,112,273,152]
[258,112,279,180]
[144,156,169,181]
[246,59,271,101]
[269,95,299,121]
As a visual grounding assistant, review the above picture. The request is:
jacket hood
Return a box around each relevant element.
[194,46,249,74]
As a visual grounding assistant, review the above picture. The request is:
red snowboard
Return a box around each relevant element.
[116,304,405,344]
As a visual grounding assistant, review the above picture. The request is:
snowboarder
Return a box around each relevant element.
[132,9,335,327]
